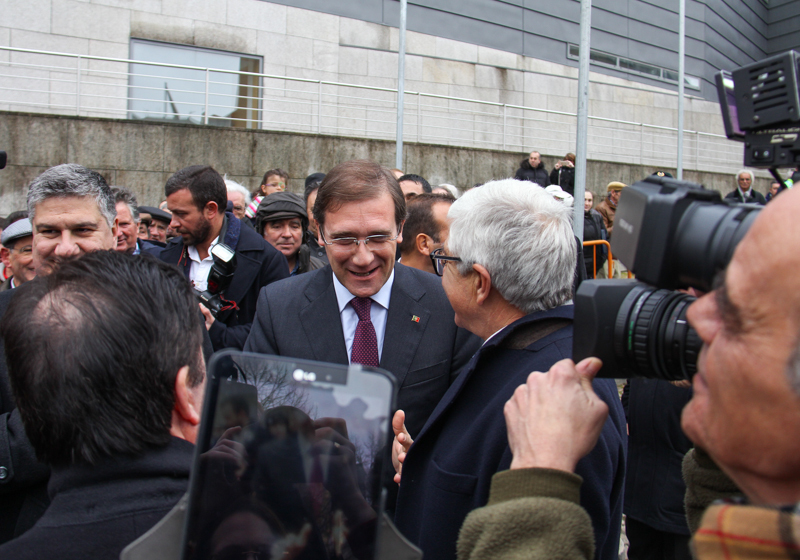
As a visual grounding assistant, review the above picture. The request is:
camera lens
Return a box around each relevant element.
[614,285,701,380]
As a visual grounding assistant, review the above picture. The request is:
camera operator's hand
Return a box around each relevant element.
[391,410,413,484]
[505,358,608,473]
[199,302,215,329]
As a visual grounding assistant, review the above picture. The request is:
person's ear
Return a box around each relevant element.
[204,201,219,219]
[171,366,204,443]
[472,263,493,306]
[396,220,404,245]
[416,233,435,256]
[0,247,10,268]
[315,219,324,245]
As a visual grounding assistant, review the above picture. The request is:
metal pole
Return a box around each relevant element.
[677,0,685,179]
[573,0,592,241]
[204,68,209,125]
[502,104,507,151]
[395,0,407,170]
[76,55,82,116]
[318,80,323,134]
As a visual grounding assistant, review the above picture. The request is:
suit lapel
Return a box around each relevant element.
[298,268,349,364]
[379,265,430,387]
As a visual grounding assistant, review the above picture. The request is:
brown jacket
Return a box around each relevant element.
[595,198,616,237]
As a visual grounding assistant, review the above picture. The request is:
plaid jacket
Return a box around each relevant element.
[694,500,800,559]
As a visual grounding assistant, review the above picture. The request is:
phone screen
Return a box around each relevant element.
[182,352,396,560]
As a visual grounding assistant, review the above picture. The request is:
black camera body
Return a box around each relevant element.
[195,243,237,318]
[716,50,800,169]
[573,177,761,380]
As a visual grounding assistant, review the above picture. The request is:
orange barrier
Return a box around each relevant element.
[582,240,634,279]
[582,240,612,279]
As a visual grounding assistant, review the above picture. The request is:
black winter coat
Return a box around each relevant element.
[550,165,576,196]
[159,213,289,351]
[583,209,608,278]
[0,438,193,560]
[514,159,550,186]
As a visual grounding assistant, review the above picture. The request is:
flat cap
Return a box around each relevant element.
[1,218,32,246]
[606,182,627,192]
[138,206,172,224]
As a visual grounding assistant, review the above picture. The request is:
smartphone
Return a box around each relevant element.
[181,351,396,560]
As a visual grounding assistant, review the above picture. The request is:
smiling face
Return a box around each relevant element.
[261,175,286,196]
[32,196,117,274]
[318,192,402,298]
[682,188,800,501]
[0,235,35,285]
[115,202,139,254]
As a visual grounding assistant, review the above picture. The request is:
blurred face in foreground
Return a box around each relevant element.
[682,187,800,503]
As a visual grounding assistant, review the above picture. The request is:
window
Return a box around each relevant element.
[127,39,262,128]
[567,44,700,91]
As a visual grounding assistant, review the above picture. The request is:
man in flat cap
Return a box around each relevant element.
[0,217,34,291]
[595,181,627,279]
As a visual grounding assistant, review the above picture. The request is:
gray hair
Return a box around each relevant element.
[28,164,116,228]
[447,179,576,314]
[736,169,755,182]
[110,186,139,223]
[225,177,251,206]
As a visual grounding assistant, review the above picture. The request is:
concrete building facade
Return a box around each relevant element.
[1,0,795,211]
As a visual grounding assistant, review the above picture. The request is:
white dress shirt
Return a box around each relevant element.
[187,236,219,291]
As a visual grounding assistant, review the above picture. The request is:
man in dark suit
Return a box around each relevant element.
[111,186,162,257]
[244,160,480,440]
[724,169,766,205]
[390,179,626,560]
[159,165,289,351]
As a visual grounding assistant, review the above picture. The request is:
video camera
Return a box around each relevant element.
[573,177,760,380]
[572,51,800,380]
[195,242,237,317]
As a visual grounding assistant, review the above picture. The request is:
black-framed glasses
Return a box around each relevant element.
[320,229,401,251]
[430,247,462,277]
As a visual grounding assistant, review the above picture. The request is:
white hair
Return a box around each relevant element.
[736,169,755,182]
[225,177,251,205]
[447,179,576,314]
[435,184,461,199]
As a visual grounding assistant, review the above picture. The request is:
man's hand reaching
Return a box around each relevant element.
[391,410,413,485]
[505,357,608,473]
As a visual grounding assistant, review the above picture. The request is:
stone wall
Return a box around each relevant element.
[0,111,766,215]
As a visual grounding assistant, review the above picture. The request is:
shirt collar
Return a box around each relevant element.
[186,236,219,263]
[332,268,395,313]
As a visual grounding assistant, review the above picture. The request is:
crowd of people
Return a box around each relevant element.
[0,152,797,560]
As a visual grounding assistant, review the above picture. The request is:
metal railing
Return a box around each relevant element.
[0,45,742,173]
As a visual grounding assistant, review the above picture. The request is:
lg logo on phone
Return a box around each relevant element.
[293,368,317,382]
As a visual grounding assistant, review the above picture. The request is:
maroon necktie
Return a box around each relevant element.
[350,297,379,367]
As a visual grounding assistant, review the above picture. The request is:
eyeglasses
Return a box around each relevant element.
[430,247,462,277]
[320,229,400,251]
[265,182,285,190]
[9,246,32,256]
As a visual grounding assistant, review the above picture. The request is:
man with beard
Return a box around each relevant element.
[160,165,288,351]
